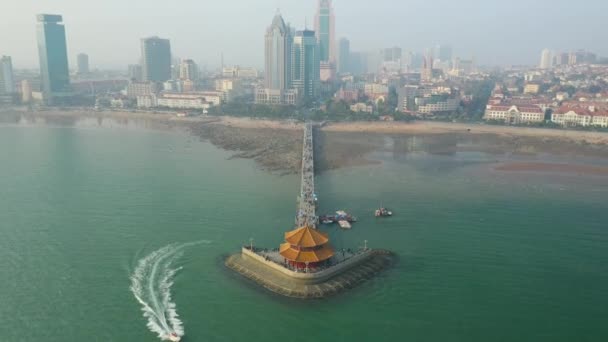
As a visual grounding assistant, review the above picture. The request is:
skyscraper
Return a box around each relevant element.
[179,59,199,81]
[421,50,433,83]
[314,0,335,63]
[141,37,172,82]
[0,56,15,94]
[264,13,293,90]
[338,38,350,74]
[435,45,453,62]
[128,64,143,81]
[77,53,89,74]
[292,30,320,100]
[540,49,553,69]
[36,14,70,104]
[381,47,402,62]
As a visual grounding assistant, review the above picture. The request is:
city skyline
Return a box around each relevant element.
[1,0,607,69]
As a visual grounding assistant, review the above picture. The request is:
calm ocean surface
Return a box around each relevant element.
[1,121,607,341]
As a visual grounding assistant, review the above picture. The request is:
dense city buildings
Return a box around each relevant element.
[77,53,89,74]
[36,14,71,104]
[292,30,321,100]
[141,36,171,82]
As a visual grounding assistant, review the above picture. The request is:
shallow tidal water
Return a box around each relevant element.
[1,120,607,341]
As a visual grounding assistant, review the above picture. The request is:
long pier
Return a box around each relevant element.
[295,123,317,228]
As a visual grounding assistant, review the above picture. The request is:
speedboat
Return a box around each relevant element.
[167,333,181,342]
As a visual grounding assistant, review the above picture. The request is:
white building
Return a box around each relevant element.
[540,49,553,70]
[157,94,212,110]
[416,97,460,114]
[552,105,608,127]
[255,88,299,105]
[127,82,158,99]
[350,102,373,113]
[484,104,545,124]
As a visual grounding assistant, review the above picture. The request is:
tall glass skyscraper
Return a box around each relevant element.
[0,56,14,94]
[314,0,335,63]
[264,13,293,90]
[338,38,350,74]
[141,37,172,82]
[36,14,70,104]
[292,30,320,100]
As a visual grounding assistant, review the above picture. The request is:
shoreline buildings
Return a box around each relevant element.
[36,14,71,105]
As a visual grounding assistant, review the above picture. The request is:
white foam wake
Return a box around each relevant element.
[130,242,208,341]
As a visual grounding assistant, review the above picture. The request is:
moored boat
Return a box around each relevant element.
[375,208,392,217]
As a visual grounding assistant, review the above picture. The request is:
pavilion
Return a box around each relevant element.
[279,226,334,270]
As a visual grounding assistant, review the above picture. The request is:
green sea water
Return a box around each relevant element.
[1,121,607,342]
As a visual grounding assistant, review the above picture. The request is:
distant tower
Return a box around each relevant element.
[21,80,32,103]
[540,49,553,69]
[338,38,350,74]
[36,14,71,104]
[314,0,335,63]
[292,30,320,99]
[77,53,89,74]
[264,12,293,90]
[141,37,171,82]
[0,56,15,94]
[421,50,433,82]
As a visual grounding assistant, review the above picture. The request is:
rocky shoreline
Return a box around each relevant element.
[3,109,608,175]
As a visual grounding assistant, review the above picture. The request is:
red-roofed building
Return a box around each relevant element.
[552,104,608,127]
[484,104,545,124]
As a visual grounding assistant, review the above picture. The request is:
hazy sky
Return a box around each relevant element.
[1,0,606,70]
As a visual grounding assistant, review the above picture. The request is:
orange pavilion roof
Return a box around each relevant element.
[284,226,329,248]
[279,243,335,263]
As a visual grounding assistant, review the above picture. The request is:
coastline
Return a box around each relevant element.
[3,108,608,144]
[3,108,608,174]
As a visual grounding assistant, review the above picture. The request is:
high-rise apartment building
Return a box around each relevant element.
[179,59,199,81]
[128,64,143,81]
[338,38,350,74]
[292,30,320,100]
[141,37,171,82]
[77,53,89,74]
[540,49,553,69]
[264,13,293,90]
[36,14,71,104]
[0,56,15,94]
[314,0,335,63]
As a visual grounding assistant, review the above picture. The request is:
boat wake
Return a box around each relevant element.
[130,242,208,341]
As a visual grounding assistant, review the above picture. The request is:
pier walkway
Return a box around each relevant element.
[295,123,317,228]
